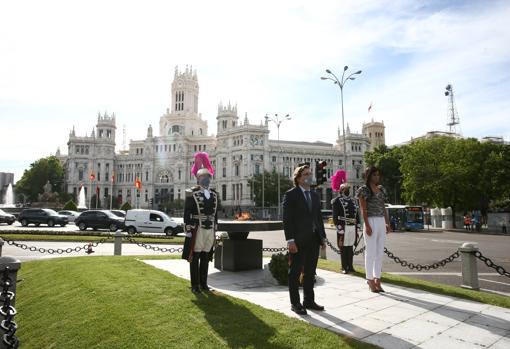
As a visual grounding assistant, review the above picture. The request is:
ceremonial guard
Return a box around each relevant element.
[182,152,218,293]
[331,170,359,274]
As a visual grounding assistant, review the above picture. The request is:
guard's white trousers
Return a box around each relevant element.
[363,216,387,280]
[193,227,215,252]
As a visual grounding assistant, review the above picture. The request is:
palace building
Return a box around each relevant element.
[58,66,384,210]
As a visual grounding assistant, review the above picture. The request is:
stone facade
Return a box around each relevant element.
[59,66,384,210]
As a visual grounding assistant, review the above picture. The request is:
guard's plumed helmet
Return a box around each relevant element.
[191,152,214,178]
[331,169,347,192]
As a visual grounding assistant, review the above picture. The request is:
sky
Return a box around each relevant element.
[1,0,510,182]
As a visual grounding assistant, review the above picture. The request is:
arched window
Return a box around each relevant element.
[160,175,169,183]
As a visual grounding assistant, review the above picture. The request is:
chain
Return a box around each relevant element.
[474,251,510,278]
[262,247,288,253]
[3,236,113,254]
[325,239,366,256]
[384,248,460,271]
[123,236,183,253]
[0,267,19,349]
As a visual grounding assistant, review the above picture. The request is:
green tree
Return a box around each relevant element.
[248,170,293,207]
[478,142,510,212]
[400,136,484,227]
[16,156,65,201]
[364,144,405,204]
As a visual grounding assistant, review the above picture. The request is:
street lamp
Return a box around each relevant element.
[321,66,362,174]
[265,113,291,220]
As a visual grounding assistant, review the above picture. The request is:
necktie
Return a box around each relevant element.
[305,191,312,211]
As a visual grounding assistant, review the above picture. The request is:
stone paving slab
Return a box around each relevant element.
[143,258,510,348]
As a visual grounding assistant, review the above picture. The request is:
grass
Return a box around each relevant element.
[0,233,185,244]
[16,256,377,349]
[317,259,510,309]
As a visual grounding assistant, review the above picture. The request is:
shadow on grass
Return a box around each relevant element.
[192,292,292,349]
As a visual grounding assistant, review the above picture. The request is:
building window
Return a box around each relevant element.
[78,169,83,181]
[222,167,226,178]
[222,185,227,201]
[272,156,276,162]
[161,175,169,183]
[235,165,239,177]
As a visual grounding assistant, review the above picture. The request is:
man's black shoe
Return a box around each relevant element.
[341,269,348,274]
[291,303,307,315]
[191,286,201,294]
[201,285,212,292]
[303,302,325,311]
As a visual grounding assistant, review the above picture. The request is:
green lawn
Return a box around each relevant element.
[16,256,377,349]
[317,259,510,309]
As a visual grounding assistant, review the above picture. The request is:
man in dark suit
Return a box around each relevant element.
[283,164,327,315]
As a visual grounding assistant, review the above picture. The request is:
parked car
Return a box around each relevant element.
[0,209,15,225]
[18,208,68,227]
[58,210,80,222]
[110,210,126,218]
[125,209,183,236]
[75,210,125,232]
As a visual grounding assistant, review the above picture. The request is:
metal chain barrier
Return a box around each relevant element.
[0,267,19,349]
[384,248,460,271]
[325,239,366,256]
[123,236,183,253]
[262,247,288,253]
[2,236,113,254]
[474,251,510,278]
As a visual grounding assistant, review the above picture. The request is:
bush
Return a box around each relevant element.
[269,252,290,286]
[120,202,132,211]
[62,200,78,211]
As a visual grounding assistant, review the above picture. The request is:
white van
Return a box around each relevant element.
[124,209,183,236]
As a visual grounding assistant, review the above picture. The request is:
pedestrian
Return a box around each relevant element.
[283,164,327,315]
[331,169,359,274]
[464,213,471,231]
[356,166,391,293]
[182,152,218,294]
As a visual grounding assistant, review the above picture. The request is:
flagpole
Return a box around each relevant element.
[89,178,92,209]
[110,172,114,210]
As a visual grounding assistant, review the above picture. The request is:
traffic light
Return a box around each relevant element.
[134,178,142,190]
[316,160,328,186]
[149,198,154,205]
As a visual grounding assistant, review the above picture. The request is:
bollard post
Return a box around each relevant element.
[0,238,4,257]
[320,246,327,260]
[458,242,479,290]
[114,232,122,256]
[0,256,21,349]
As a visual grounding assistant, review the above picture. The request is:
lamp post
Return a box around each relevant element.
[265,113,291,220]
[321,66,362,174]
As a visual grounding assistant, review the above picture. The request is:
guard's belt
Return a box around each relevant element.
[337,217,357,224]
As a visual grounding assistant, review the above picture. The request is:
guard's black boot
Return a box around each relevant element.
[199,252,211,291]
[190,253,200,293]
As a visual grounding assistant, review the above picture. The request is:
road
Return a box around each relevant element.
[1,222,509,295]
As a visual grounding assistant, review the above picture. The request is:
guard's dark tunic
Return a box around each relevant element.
[181,186,218,260]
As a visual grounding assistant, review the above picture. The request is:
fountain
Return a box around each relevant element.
[0,183,15,208]
[77,186,87,209]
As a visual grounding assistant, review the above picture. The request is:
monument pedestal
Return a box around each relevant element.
[214,239,262,271]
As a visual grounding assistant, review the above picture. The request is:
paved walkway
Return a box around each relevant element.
[143,258,510,349]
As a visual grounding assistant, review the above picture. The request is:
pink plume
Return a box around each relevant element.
[331,169,347,192]
[191,152,215,177]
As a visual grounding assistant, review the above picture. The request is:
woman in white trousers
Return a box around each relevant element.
[356,166,391,293]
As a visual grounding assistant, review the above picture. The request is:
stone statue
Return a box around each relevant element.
[38,180,58,202]
[43,180,52,194]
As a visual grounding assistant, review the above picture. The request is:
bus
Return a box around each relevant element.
[386,205,424,231]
